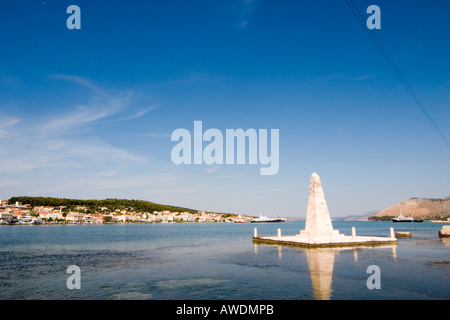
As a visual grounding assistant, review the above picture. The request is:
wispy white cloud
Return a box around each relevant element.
[311,73,374,83]
[41,103,121,134]
[114,104,158,122]
[48,74,103,94]
[8,166,180,200]
[349,74,374,81]
[0,75,152,177]
[205,166,221,174]
[38,75,153,136]
[0,116,20,138]
[0,134,147,174]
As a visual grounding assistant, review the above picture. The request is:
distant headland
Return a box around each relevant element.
[369,196,450,221]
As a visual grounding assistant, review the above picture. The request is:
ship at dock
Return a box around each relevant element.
[391,211,423,223]
[250,214,286,223]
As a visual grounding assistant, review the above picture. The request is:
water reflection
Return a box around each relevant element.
[254,243,397,300]
[304,248,335,300]
[277,245,282,259]
[441,237,450,247]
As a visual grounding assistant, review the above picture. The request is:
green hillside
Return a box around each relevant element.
[8,196,199,214]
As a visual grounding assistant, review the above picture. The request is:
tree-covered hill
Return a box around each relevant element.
[8,196,199,214]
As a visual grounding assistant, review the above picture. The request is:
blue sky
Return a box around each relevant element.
[0,0,449,217]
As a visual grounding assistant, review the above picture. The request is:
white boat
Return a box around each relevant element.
[251,214,286,223]
[391,211,423,223]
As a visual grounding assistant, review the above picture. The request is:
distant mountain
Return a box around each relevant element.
[371,196,450,220]
[334,211,380,221]
[285,216,306,222]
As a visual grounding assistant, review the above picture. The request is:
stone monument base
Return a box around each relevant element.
[253,234,398,248]
[253,227,398,248]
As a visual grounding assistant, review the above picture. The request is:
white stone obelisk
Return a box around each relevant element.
[300,172,341,240]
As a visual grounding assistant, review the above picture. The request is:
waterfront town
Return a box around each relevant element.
[0,200,252,225]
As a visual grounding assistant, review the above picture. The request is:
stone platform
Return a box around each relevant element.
[439,225,450,238]
[395,231,412,237]
[253,227,398,248]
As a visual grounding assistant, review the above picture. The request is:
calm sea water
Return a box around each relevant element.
[0,221,448,300]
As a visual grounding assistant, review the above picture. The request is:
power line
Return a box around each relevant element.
[344,0,450,149]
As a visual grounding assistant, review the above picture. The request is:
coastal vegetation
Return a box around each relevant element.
[368,215,393,221]
[8,196,199,215]
[1,196,248,225]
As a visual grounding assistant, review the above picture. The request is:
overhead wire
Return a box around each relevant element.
[344,0,450,148]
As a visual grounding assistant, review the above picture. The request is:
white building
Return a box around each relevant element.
[40,212,64,220]
[0,212,13,222]
[66,213,84,223]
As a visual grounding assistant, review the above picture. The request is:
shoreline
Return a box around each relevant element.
[0,219,443,227]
